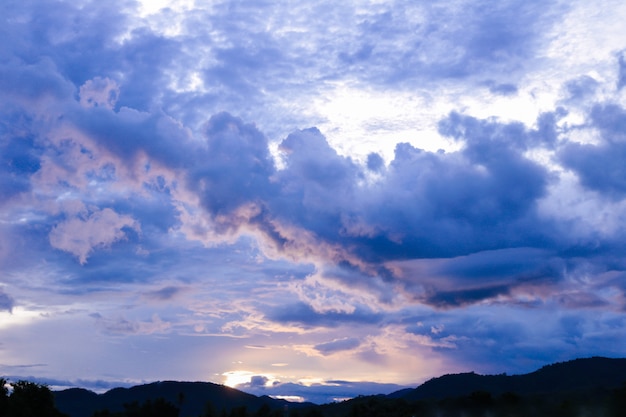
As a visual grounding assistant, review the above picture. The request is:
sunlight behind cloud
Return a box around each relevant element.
[222,370,254,388]
[222,370,276,388]
[314,83,460,162]
[0,307,40,329]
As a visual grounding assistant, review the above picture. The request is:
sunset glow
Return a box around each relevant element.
[1,0,626,405]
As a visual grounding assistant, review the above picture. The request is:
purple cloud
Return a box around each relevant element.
[314,338,361,355]
[0,290,15,313]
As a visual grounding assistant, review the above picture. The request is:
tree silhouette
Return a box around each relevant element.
[91,397,179,417]
[202,400,217,417]
[229,405,247,417]
[610,382,626,417]
[254,403,271,417]
[0,378,9,415]
[7,380,66,417]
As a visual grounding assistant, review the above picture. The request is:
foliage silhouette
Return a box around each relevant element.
[6,356,626,417]
[0,379,67,417]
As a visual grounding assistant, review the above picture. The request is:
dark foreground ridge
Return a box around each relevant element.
[53,381,313,417]
[391,356,626,401]
[2,356,625,417]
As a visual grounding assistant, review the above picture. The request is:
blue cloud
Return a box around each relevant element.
[267,302,383,328]
[617,51,626,90]
[488,83,518,96]
[0,289,15,312]
[560,104,626,198]
[314,338,361,355]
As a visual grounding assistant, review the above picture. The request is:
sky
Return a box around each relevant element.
[1,0,626,405]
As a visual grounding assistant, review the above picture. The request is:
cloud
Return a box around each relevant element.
[617,51,626,90]
[249,375,269,387]
[144,286,182,301]
[314,338,361,355]
[488,82,519,96]
[79,77,120,109]
[559,103,626,198]
[564,75,600,101]
[237,380,409,405]
[0,289,15,313]
[91,313,171,335]
[0,57,75,104]
[266,302,383,329]
[49,208,140,264]
[422,285,512,309]
[188,112,276,218]
[0,135,40,204]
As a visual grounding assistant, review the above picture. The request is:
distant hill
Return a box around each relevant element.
[52,357,626,417]
[54,381,312,417]
[392,356,626,401]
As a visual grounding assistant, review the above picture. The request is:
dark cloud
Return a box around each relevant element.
[342,112,553,261]
[0,135,40,203]
[0,289,15,312]
[618,51,626,90]
[314,338,361,355]
[488,83,518,96]
[271,127,361,240]
[435,248,561,281]
[188,112,276,219]
[366,152,385,172]
[565,75,600,101]
[590,103,626,143]
[560,104,626,198]
[72,105,195,168]
[231,109,559,275]
[266,302,382,328]
[249,375,268,387]
[422,284,512,309]
[145,286,181,301]
[0,58,75,102]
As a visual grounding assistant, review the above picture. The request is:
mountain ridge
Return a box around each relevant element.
[54,380,312,417]
[52,356,626,417]
[392,356,626,401]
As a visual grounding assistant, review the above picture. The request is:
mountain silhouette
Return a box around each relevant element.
[52,357,626,417]
[391,356,626,401]
[54,381,312,417]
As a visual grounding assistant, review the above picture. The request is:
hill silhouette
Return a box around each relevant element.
[392,356,626,401]
[51,357,626,417]
[54,381,311,417]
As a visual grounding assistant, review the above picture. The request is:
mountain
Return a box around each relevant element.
[52,357,626,417]
[54,381,312,417]
[392,356,626,401]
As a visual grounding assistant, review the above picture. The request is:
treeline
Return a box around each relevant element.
[91,401,279,417]
[87,385,626,417]
[1,378,68,417]
[3,377,626,417]
[318,385,626,417]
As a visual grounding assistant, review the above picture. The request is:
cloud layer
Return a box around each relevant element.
[1,0,626,403]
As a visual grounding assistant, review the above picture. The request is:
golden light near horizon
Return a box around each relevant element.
[222,370,276,388]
